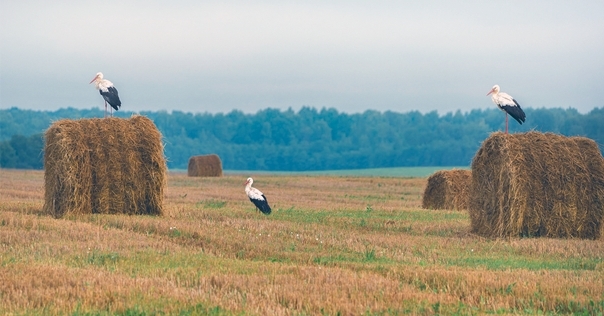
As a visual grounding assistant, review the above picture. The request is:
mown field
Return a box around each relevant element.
[0,168,603,315]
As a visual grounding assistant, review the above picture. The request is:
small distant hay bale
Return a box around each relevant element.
[43,116,166,218]
[469,131,604,239]
[187,154,223,177]
[422,169,472,210]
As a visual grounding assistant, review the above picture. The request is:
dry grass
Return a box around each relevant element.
[422,169,471,210]
[43,116,166,217]
[470,132,604,239]
[0,168,602,315]
[188,154,223,177]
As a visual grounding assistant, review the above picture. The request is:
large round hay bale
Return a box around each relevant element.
[187,154,223,177]
[469,131,604,239]
[422,169,471,210]
[43,116,166,217]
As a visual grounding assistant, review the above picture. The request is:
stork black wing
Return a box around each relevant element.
[100,86,122,111]
[502,100,526,124]
[249,195,271,215]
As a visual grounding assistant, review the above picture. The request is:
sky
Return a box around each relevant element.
[1,1,603,115]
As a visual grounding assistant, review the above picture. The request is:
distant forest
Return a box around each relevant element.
[1,106,603,171]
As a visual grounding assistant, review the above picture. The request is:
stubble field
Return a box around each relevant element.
[0,169,602,315]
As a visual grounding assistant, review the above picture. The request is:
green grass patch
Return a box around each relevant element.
[68,301,235,316]
[444,255,601,271]
[197,199,227,209]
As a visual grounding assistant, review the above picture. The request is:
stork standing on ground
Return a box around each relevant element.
[487,85,526,134]
[90,72,121,117]
[244,177,271,215]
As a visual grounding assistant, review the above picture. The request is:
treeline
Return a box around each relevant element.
[1,106,603,171]
[0,133,44,169]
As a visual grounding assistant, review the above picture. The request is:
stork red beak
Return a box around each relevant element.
[486,89,494,96]
[89,75,99,84]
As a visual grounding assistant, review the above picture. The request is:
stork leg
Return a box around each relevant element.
[104,101,107,118]
[505,113,509,134]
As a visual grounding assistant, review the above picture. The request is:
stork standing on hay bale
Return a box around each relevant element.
[90,72,122,118]
[244,177,271,215]
[487,85,526,134]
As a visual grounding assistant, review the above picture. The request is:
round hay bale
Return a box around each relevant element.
[43,116,167,217]
[187,154,223,177]
[422,169,472,210]
[469,131,604,239]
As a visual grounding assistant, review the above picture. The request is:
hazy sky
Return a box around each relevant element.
[1,1,603,114]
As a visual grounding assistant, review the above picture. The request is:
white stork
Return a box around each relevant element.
[487,84,526,134]
[244,177,271,215]
[90,72,121,117]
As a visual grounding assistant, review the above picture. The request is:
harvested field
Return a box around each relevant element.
[0,169,602,315]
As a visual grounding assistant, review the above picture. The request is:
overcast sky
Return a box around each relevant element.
[1,1,603,115]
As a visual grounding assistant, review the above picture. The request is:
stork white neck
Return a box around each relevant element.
[245,177,254,190]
